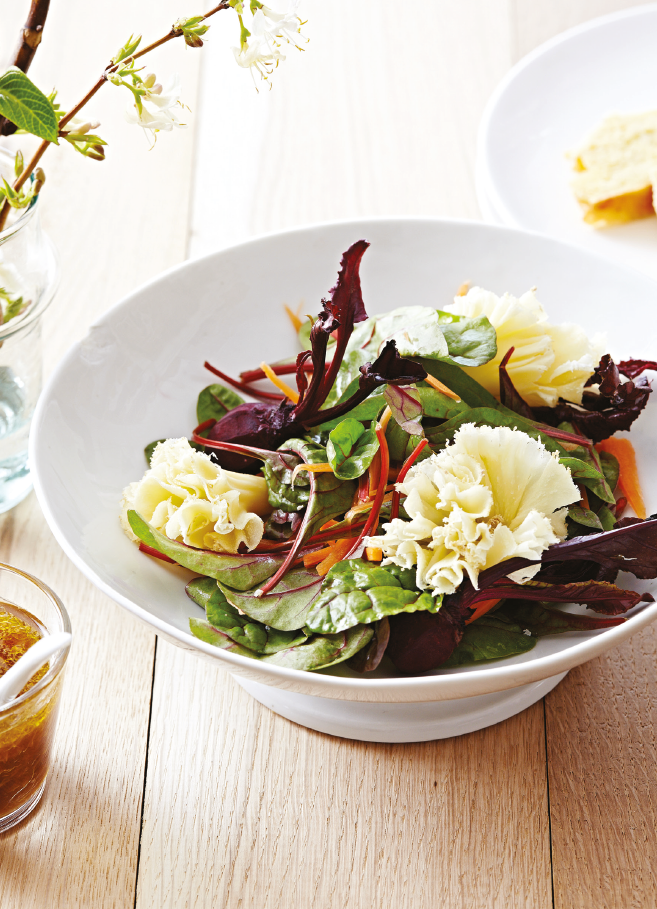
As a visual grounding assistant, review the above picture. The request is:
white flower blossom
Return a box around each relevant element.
[368,424,580,597]
[120,438,271,554]
[445,287,606,408]
[124,74,187,139]
[233,1,307,85]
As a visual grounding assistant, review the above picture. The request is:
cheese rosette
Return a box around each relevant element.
[445,287,605,408]
[368,424,580,596]
[121,438,271,553]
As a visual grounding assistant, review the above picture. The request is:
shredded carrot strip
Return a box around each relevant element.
[579,485,590,511]
[259,361,299,403]
[320,519,339,532]
[345,491,394,523]
[368,450,381,498]
[284,303,304,333]
[596,438,646,520]
[365,547,383,562]
[303,546,332,568]
[291,463,335,485]
[424,374,461,402]
[465,598,501,626]
[316,538,354,576]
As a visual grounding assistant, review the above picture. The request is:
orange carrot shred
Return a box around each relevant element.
[596,438,646,520]
[316,538,354,576]
[465,598,501,626]
[284,303,303,332]
[303,546,332,568]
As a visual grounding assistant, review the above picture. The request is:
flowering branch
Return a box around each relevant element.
[0,0,51,136]
[0,1,231,231]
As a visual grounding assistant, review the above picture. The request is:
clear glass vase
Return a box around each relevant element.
[0,157,58,513]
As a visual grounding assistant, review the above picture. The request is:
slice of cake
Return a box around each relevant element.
[570,110,657,228]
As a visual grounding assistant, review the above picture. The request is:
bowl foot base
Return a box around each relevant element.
[235,671,568,742]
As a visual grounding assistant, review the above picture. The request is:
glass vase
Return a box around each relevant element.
[0,155,58,513]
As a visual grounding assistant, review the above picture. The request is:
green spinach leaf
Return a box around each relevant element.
[306,559,441,634]
[327,418,379,480]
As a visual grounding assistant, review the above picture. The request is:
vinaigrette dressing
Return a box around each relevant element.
[0,604,60,819]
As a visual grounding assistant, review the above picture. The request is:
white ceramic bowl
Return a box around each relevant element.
[30,219,657,740]
[477,4,657,282]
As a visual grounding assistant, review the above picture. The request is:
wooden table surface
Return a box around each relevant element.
[2,2,657,907]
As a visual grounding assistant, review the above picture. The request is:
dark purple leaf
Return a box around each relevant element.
[534,354,652,442]
[201,404,296,471]
[617,358,657,380]
[302,341,428,429]
[386,600,466,673]
[317,240,370,400]
[463,578,649,616]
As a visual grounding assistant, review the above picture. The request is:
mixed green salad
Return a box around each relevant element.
[121,240,657,675]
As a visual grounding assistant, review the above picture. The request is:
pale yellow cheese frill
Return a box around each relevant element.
[445,286,605,408]
[120,438,271,553]
[368,424,580,597]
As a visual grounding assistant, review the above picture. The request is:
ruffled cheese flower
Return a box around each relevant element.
[445,287,606,407]
[124,74,186,139]
[120,438,271,554]
[368,424,580,596]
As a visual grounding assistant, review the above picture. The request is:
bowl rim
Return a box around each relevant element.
[31,215,657,699]
[476,2,657,231]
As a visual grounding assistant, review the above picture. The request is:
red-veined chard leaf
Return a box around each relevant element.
[383,385,424,436]
[424,407,567,455]
[127,511,283,590]
[326,418,379,480]
[217,566,323,631]
[496,600,625,635]
[186,577,308,652]
[567,505,604,531]
[189,618,263,657]
[462,578,650,616]
[305,559,441,634]
[259,624,374,671]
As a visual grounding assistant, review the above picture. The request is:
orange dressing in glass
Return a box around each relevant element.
[0,605,59,819]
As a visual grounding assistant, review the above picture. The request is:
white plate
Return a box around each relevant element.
[478,4,657,281]
[30,219,657,736]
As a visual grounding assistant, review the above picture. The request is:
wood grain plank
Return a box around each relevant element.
[511,0,650,62]
[0,1,202,905]
[547,626,657,909]
[140,4,553,907]
[137,642,551,909]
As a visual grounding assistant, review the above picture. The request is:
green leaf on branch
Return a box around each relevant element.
[111,34,142,66]
[326,418,379,480]
[306,559,441,634]
[0,68,59,142]
[568,504,604,530]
